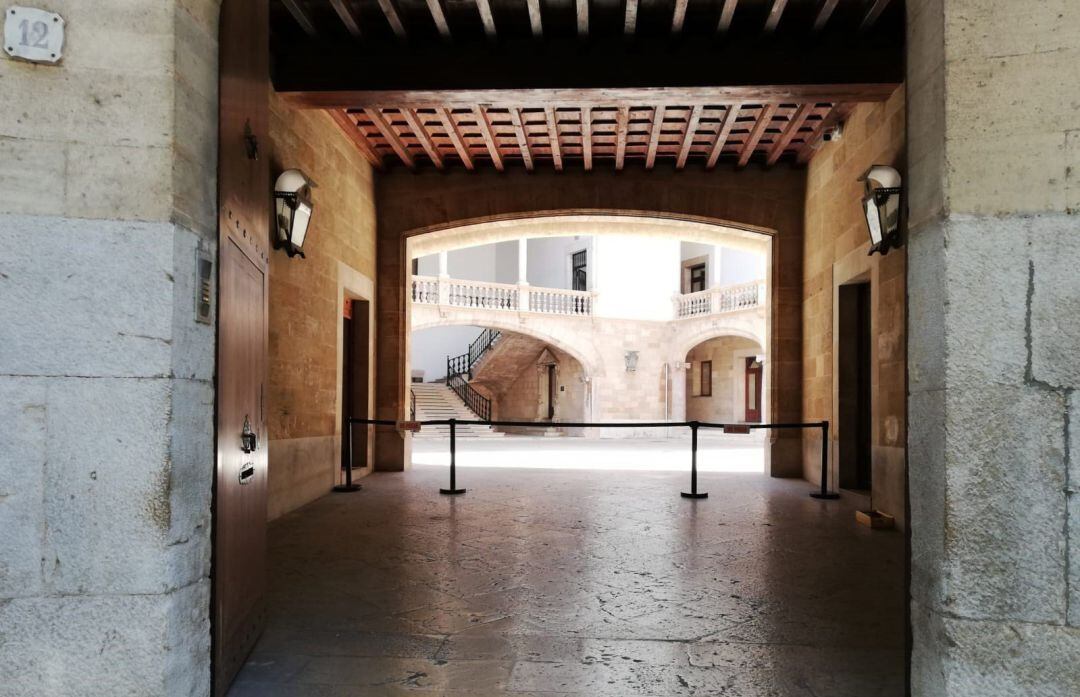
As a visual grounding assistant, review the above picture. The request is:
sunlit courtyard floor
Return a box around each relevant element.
[230,439,905,696]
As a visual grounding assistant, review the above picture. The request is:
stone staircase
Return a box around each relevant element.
[411,383,505,439]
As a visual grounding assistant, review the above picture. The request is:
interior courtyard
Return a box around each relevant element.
[2,1,1079,696]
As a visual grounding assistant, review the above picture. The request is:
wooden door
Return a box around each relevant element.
[215,0,269,694]
[744,357,763,423]
[546,364,557,420]
[343,300,371,472]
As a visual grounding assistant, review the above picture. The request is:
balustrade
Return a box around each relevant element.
[674,280,765,319]
[411,275,593,317]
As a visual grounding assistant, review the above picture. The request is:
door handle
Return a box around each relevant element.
[241,415,258,453]
[239,463,255,484]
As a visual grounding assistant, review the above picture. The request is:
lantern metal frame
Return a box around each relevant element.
[273,169,314,259]
[859,165,903,256]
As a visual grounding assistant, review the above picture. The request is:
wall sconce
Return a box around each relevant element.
[859,165,903,256]
[273,169,314,258]
[624,351,639,372]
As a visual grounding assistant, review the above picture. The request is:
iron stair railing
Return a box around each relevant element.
[443,328,501,420]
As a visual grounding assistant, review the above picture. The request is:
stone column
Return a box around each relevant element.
[0,2,219,695]
[517,239,530,311]
[907,1,1080,694]
[670,363,687,421]
[437,250,450,305]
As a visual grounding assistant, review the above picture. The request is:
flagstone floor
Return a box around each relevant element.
[229,461,905,696]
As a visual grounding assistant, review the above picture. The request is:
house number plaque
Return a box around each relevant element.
[4,6,64,64]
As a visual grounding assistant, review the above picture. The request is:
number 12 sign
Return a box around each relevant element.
[4,6,64,64]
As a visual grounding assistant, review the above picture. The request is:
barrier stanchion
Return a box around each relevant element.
[440,418,466,495]
[334,418,362,492]
[809,421,838,500]
[681,421,708,499]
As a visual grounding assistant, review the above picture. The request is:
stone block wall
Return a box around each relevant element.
[265,91,376,520]
[685,336,763,424]
[801,88,907,527]
[0,2,220,694]
[907,1,1080,693]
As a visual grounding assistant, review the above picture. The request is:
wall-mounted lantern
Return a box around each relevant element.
[859,165,903,256]
[273,169,314,258]
[624,351,639,373]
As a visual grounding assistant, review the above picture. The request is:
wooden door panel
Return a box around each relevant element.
[215,1,269,694]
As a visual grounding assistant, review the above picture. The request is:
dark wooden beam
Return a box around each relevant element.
[376,0,407,39]
[328,110,383,168]
[763,0,788,34]
[581,106,593,171]
[860,0,893,33]
[476,0,498,40]
[671,0,689,34]
[510,108,534,171]
[676,105,703,169]
[576,0,589,39]
[281,0,317,36]
[737,103,776,167]
[437,108,474,170]
[364,108,415,167]
[645,106,665,169]
[526,0,543,38]
[329,0,362,37]
[473,106,504,171]
[624,0,638,35]
[766,103,813,165]
[425,0,452,40]
[812,0,839,33]
[716,0,738,35]
[400,109,444,168]
[705,103,740,169]
[545,107,563,171]
[274,39,903,102]
[615,107,629,170]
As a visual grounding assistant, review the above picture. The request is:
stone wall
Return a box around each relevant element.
[801,88,907,527]
[0,1,220,694]
[686,336,763,424]
[377,165,807,474]
[265,91,377,520]
[907,1,1080,693]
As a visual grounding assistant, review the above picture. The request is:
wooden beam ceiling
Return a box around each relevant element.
[329,102,846,172]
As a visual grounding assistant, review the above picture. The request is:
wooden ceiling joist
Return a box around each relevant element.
[624,0,638,35]
[737,103,777,167]
[526,0,543,38]
[399,109,444,168]
[328,0,361,37]
[472,106,505,171]
[766,103,813,165]
[425,0,452,40]
[671,0,689,34]
[645,105,666,169]
[576,0,589,39]
[437,108,474,170]
[812,0,840,33]
[615,107,629,170]
[280,0,317,36]
[476,0,498,39]
[510,108,534,171]
[676,105,703,169]
[545,107,563,171]
[717,0,738,35]
[763,0,789,34]
[364,108,415,167]
[706,103,740,169]
[376,0,407,39]
[860,0,893,33]
[581,106,593,170]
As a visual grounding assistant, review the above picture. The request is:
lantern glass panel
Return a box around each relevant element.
[291,200,312,249]
[864,197,883,245]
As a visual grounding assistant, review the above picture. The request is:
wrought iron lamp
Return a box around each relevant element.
[859,165,903,256]
[273,169,314,258]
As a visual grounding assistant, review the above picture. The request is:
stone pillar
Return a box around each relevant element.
[437,250,450,305]
[907,1,1080,694]
[670,363,687,422]
[0,2,219,695]
[517,239,530,311]
[437,250,449,277]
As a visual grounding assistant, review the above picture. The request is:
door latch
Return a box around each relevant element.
[239,463,255,484]
[241,415,258,453]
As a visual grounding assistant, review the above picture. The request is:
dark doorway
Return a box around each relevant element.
[744,357,762,422]
[689,263,707,292]
[546,364,557,420]
[572,249,587,291]
[342,298,370,473]
[838,282,872,492]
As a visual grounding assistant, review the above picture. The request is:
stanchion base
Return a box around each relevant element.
[440,488,467,495]
[333,484,362,493]
[681,492,708,499]
[809,492,840,500]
